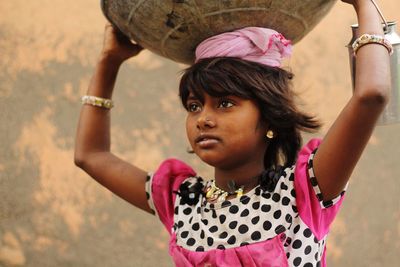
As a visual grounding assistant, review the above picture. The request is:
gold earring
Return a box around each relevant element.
[266,130,274,139]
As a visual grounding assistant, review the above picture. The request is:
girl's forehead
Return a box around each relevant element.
[188,87,231,99]
[188,91,253,105]
[188,90,228,100]
[187,80,234,95]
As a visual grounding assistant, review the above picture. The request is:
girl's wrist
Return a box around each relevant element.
[353,0,377,13]
[356,0,372,7]
[98,51,125,67]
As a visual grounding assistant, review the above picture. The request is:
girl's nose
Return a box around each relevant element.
[197,114,216,129]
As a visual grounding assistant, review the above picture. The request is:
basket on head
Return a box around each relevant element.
[101,0,337,64]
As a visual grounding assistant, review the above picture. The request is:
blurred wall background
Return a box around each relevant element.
[0,0,399,266]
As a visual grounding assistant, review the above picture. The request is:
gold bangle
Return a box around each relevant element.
[352,34,393,55]
[81,95,114,109]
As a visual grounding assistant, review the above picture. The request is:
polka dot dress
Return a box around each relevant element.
[145,139,346,267]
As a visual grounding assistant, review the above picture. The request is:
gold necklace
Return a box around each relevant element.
[205,180,244,203]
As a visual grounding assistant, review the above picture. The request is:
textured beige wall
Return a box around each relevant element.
[1,0,399,266]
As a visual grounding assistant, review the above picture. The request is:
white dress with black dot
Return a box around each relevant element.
[145,138,346,267]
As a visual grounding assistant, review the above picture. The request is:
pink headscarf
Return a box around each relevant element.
[195,27,292,67]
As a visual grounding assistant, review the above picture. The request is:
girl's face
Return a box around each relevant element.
[185,92,268,170]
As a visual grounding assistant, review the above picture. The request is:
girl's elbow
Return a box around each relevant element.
[355,85,390,106]
[74,152,88,169]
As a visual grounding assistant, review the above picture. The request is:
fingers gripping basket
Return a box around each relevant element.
[101,0,337,64]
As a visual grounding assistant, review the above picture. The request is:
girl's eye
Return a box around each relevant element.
[218,100,234,108]
[187,102,201,112]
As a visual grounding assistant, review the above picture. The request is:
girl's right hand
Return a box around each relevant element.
[101,23,144,63]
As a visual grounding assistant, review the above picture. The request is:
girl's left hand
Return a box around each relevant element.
[341,0,370,8]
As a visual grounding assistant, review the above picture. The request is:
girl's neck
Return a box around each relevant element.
[214,161,265,193]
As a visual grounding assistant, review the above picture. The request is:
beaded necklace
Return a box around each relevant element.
[205,180,244,203]
[176,168,283,206]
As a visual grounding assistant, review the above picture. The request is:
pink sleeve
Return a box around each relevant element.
[147,158,196,234]
[294,138,347,240]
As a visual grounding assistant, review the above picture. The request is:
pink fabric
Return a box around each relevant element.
[321,245,327,267]
[151,158,196,234]
[294,138,345,241]
[169,233,288,267]
[195,27,292,67]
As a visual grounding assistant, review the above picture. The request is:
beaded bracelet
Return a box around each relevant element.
[352,33,393,55]
[81,95,114,109]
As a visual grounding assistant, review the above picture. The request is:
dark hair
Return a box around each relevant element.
[179,57,321,169]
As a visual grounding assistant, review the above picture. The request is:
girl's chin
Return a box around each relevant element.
[196,152,239,170]
[195,152,225,167]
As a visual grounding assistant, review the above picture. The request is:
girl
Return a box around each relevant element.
[74,0,391,266]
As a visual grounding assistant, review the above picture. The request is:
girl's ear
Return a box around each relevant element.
[257,119,269,131]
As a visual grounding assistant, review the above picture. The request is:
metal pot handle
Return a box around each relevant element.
[370,0,389,33]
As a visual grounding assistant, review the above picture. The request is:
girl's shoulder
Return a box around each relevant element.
[145,158,197,233]
[152,158,196,179]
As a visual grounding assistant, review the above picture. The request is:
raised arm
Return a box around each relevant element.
[74,24,153,214]
[313,0,391,201]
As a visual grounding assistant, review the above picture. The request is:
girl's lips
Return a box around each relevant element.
[197,138,219,148]
[195,134,220,148]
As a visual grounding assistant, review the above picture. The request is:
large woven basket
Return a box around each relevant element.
[101,0,337,64]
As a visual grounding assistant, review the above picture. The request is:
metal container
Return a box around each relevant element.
[348,22,400,125]
[101,0,337,64]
